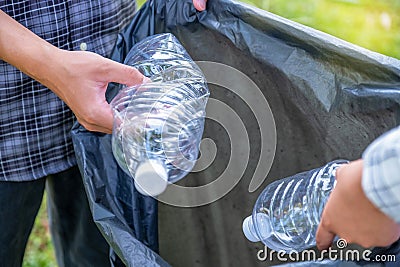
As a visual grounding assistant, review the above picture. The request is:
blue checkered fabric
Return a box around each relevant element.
[0,0,136,181]
[362,126,400,223]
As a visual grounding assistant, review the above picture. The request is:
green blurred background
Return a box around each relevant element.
[23,0,400,266]
[240,0,400,59]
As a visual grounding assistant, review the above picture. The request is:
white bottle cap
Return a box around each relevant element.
[134,160,168,196]
[242,215,260,242]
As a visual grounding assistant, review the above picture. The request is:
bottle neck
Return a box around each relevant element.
[134,159,168,196]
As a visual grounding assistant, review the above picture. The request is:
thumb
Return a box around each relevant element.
[105,59,146,86]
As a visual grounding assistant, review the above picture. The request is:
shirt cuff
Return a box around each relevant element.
[362,126,400,223]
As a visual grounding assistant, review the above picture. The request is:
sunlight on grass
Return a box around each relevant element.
[241,0,400,59]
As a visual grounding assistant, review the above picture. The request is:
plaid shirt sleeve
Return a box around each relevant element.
[0,0,136,181]
[362,126,400,223]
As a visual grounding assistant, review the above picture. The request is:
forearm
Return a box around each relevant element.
[0,9,60,90]
[0,7,145,134]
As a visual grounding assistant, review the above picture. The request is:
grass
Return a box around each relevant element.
[23,1,400,266]
[241,0,400,59]
[23,196,57,267]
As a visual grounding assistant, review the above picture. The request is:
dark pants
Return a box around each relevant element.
[0,166,111,267]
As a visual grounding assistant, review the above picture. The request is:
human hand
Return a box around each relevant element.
[0,10,145,134]
[47,49,145,133]
[193,0,207,11]
[316,159,400,250]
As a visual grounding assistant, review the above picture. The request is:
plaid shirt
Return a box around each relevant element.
[0,0,135,181]
[362,126,400,223]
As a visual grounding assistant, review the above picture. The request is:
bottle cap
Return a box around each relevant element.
[135,160,168,196]
[242,216,260,242]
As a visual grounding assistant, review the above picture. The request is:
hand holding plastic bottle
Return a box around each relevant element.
[316,160,400,250]
[243,160,348,252]
[111,33,209,196]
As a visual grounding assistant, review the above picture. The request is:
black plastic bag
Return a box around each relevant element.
[71,127,170,267]
[72,0,400,266]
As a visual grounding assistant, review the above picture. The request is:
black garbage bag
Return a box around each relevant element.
[71,128,169,267]
[72,0,400,266]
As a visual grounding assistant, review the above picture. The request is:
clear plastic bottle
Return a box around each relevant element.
[124,33,205,83]
[111,33,209,196]
[242,160,348,252]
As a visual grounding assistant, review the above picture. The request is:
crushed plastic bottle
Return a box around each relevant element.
[242,160,349,252]
[111,33,209,196]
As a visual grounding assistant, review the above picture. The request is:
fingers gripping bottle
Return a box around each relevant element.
[242,160,348,252]
[111,33,209,196]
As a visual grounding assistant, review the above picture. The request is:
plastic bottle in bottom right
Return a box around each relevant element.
[243,160,349,252]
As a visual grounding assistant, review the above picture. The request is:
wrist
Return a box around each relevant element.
[34,46,67,95]
[334,160,367,210]
[28,44,62,88]
[336,160,385,213]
